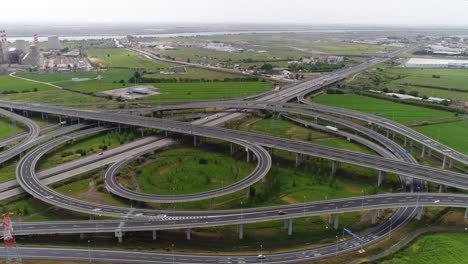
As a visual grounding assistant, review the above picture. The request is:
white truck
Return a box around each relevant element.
[326,126,338,132]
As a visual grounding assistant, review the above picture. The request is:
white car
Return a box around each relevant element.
[257,254,266,260]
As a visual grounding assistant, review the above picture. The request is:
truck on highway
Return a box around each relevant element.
[326,126,338,132]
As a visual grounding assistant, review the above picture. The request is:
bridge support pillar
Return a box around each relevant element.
[331,161,340,175]
[238,224,244,240]
[386,129,390,138]
[115,231,123,243]
[80,233,85,240]
[283,219,288,229]
[421,145,425,157]
[442,155,447,169]
[211,198,216,209]
[329,214,334,225]
[371,210,377,224]
[416,207,424,221]
[377,209,382,218]
[287,219,293,236]
[404,137,407,147]
[465,208,468,219]
[334,214,339,230]
[448,159,453,169]
[152,230,157,240]
[378,171,386,187]
[194,136,197,147]
[186,228,192,240]
[295,153,303,167]
[230,143,234,155]
[439,185,444,193]
[246,186,251,199]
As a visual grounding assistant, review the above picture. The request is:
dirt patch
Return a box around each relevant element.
[281,195,299,204]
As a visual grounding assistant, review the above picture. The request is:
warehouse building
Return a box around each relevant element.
[403,58,468,68]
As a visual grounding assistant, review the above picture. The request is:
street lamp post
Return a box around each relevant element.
[335,235,339,257]
[260,244,264,264]
[87,240,91,263]
[241,200,243,220]
[361,189,364,209]
[172,244,175,264]
[303,195,306,216]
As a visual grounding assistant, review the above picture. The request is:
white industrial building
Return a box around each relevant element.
[403,58,468,68]
[48,36,61,51]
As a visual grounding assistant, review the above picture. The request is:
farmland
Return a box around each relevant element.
[414,121,468,154]
[140,81,273,101]
[84,48,177,70]
[143,67,242,80]
[302,43,398,55]
[314,94,455,124]
[0,118,25,141]
[379,233,468,264]
[339,64,468,102]
[386,68,468,91]
[0,89,106,105]
[0,75,54,93]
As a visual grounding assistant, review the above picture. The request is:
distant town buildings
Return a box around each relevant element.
[424,45,466,55]
[292,55,344,65]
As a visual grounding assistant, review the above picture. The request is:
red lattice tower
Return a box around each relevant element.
[0,30,5,43]
[3,211,21,264]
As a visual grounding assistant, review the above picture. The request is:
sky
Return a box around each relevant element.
[2,0,468,27]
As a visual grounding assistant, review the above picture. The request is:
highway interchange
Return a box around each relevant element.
[0,45,467,263]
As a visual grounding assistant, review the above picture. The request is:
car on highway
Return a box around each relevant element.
[257,254,266,260]
[278,210,287,215]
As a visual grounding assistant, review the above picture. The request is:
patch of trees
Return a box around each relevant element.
[432,74,441,79]
[1,88,38,94]
[288,62,345,73]
[326,88,345,94]
[138,76,260,83]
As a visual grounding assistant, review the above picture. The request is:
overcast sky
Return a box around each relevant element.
[2,0,468,26]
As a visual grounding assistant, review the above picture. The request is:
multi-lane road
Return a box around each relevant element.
[1,44,467,263]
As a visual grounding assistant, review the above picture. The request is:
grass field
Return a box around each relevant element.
[306,43,397,55]
[387,68,468,91]
[0,89,106,105]
[140,81,273,101]
[0,118,25,141]
[84,48,177,70]
[17,71,99,83]
[314,94,455,124]
[386,83,468,101]
[38,130,138,170]
[144,67,242,80]
[242,118,375,155]
[0,75,54,93]
[121,146,255,195]
[55,69,135,93]
[159,46,308,65]
[414,121,468,154]
[380,233,468,264]
[0,163,17,183]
